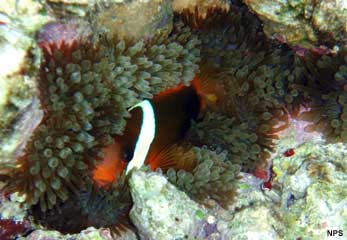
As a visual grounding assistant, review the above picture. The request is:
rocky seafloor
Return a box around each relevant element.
[1,0,347,239]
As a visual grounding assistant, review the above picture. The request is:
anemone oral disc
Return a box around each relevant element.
[125,99,156,175]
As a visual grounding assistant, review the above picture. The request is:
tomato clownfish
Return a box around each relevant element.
[92,77,219,188]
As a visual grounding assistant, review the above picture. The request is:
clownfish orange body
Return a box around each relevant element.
[92,77,218,187]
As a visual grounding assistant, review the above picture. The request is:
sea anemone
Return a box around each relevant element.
[2,19,201,214]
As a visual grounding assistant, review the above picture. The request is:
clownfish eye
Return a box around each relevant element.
[123,149,134,162]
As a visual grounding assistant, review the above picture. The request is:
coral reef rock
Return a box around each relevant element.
[0,0,53,34]
[92,0,173,41]
[244,0,347,48]
[1,0,44,19]
[273,139,347,239]
[211,172,280,239]
[44,0,92,18]
[214,120,347,239]
[230,205,279,239]
[0,20,42,168]
[0,193,27,222]
[129,170,207,240]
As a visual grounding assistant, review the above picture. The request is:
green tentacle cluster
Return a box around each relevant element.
[166,146,240,207]
[187,112,261,171]
[32,174,132,234]
[295,48,347,142]
[218,48,299,109]
[77,176,131,230]
[181,5,266,67]
[0,81,33,137]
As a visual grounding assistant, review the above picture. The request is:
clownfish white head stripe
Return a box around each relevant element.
[125,99,156,175]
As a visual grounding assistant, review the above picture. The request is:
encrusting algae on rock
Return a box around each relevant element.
[0,13,44,171]
[243,0,347,49]
[129,170,207,240]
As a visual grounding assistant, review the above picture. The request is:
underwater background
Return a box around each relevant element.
[0,0,347,239]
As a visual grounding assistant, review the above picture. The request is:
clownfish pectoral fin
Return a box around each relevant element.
[125,99,156,175]
[146,143,197,173]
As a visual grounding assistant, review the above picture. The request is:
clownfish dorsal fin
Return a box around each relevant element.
[146,143,196,172]
[125,99,156,174]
